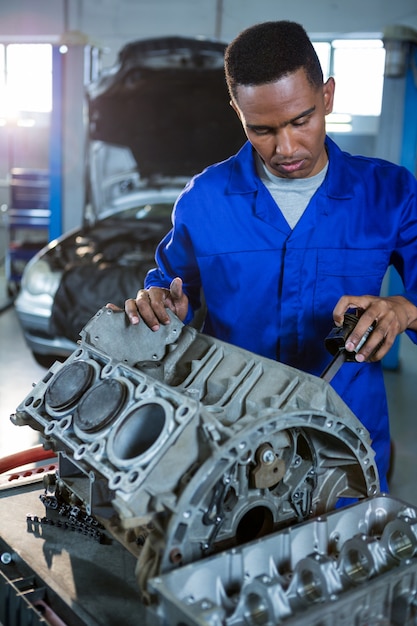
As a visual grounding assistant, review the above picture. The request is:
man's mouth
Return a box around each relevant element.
[276,159,305,173]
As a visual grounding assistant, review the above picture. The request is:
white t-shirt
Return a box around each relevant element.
[256,153,328,229]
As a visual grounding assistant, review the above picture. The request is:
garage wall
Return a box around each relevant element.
[66,0,417,67]
[0,0,415,239]
[0,0,416,66]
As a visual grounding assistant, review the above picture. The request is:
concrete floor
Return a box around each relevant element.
[0,268,417,506]
[0,294,46,457]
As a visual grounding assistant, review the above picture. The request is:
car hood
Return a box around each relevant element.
[86,36,245,217]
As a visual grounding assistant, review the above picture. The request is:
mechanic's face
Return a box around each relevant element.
[231,68,335,179]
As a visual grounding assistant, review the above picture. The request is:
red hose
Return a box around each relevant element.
[34,601,69,626]
[0,445,57,474]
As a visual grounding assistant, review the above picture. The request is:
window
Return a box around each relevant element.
[0,43,52,120]
[313,38,385,133]
[313,42,331,81]
[331,39,385,116]
[0,39,385,130]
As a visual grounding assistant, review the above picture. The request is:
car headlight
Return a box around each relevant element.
[22,259,62,298]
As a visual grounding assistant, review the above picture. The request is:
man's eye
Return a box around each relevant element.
[251,127,271,135]
[293,118,309,127]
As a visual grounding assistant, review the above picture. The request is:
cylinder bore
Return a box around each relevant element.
[45,361,94,412]
[110,401,167,462]
[74,378,127,433]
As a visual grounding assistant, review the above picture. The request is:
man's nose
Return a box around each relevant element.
[275,128,297,157]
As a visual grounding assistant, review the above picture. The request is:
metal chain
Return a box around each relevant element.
[26,493,108,544]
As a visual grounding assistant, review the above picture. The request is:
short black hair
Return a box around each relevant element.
[225,21,323,100]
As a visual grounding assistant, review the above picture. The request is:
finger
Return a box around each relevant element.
[345,307,378,351]
[105,303,123,312]
[357,307,402,362]
[348,308,396,362]
[333,295,372,326]
[169,276,189,321]
[353,324,389,362]
[367,334,388,362]
[125,297,141,325]
[170,277,183,301]
[132,288,166,330]
[146,287,174,327]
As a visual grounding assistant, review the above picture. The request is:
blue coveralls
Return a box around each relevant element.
[145,136,417,492]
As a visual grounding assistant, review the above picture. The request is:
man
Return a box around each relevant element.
[119,21,417,492]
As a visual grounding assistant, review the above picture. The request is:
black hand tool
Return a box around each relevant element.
[320,310,376,383]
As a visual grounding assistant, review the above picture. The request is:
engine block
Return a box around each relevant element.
[13,306,379,597]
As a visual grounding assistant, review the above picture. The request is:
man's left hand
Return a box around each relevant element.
[333,295,417,362]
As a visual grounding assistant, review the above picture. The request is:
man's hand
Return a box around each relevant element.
[333,294,417,362]
[107,277,189,331]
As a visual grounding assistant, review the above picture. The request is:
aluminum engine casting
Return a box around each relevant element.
[12,306,379,592]
[150,494,417,625]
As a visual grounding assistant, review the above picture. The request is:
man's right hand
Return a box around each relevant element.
[122,277,189,331]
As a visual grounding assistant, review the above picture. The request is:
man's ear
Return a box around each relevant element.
[323,77,335,115]
[230,99,242,120]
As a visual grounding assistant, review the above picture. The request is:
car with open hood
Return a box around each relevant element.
[14,35,244,367]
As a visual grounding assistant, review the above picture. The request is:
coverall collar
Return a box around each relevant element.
[227,136,354,202]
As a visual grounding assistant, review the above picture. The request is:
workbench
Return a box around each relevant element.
[0,480,159,626]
